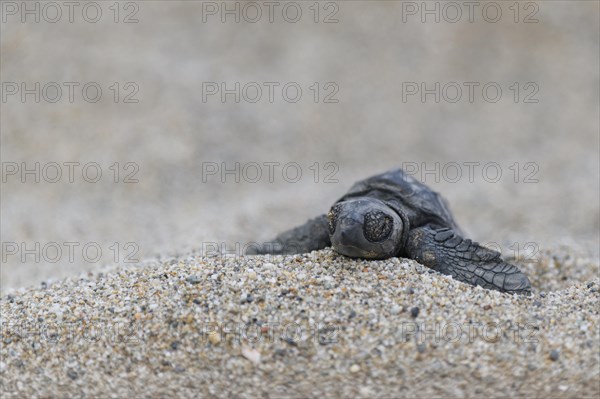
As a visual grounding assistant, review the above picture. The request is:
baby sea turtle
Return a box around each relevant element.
[248,168,532,295]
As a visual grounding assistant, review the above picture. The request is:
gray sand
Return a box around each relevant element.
[1,2,599,397]
[1,249,598,397]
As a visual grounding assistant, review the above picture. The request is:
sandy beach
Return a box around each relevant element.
[1,2,599,397]
[1,248,598,397]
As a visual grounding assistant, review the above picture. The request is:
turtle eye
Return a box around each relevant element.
[363,210,393,242]
[327,204,342,235]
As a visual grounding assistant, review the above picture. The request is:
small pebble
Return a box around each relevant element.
[241,347,261,365]
[275,349,287,357]
[264,263,275,270]
[208,333,221,345]
[550,350,560,361]
[240,293,253,304]
[186,276,201,284]
[349,364,360,373]
[410,307,420,318]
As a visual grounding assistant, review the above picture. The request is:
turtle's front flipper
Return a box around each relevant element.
[246,214,331,255]
[405,226,531,295]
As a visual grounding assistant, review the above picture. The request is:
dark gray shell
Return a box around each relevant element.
[336,169,462,234]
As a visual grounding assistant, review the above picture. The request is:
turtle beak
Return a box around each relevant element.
[331,215,382,258]
[332,215,361,242]
[331,215,363,255]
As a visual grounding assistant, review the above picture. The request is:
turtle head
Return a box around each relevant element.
[327,198,404,259]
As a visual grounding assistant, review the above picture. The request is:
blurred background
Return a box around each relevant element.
[1,1,598,293]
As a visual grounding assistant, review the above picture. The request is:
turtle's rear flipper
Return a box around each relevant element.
[405,225,532,295]
[245,214,331,255]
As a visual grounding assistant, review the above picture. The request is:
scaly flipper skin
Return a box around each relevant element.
[246,214,331,255]
[405,225,532,294]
